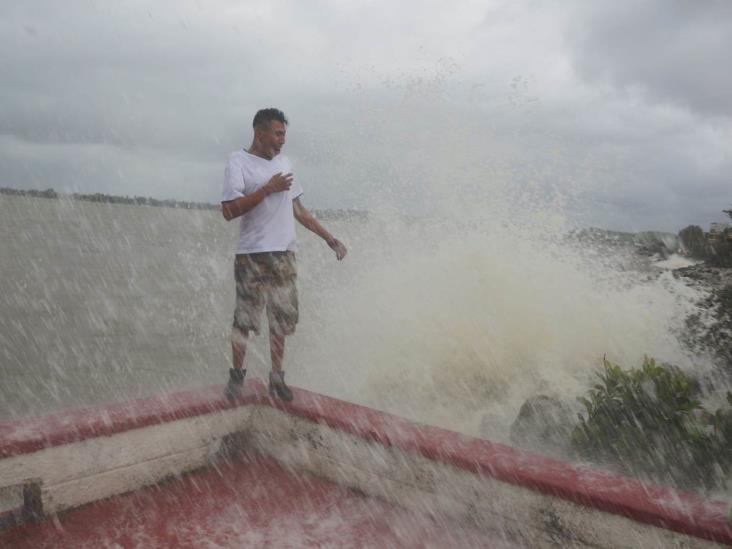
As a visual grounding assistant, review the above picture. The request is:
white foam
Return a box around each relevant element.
[653,254,700,270]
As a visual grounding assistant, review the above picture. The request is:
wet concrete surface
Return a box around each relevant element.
[0,452,522,548]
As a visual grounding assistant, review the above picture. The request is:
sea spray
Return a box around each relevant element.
[0,69,718,457]
[292,211,712,442]
[281,74,717,441]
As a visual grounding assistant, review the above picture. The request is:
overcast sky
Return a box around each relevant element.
[1,0,730,231]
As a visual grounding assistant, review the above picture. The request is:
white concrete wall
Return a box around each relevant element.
[0,399,725,547]
[246,405,725,549]
[0,407,253,515]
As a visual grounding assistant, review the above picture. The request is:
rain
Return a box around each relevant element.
[1,1,732,547]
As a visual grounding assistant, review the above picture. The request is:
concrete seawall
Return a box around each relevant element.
[0,382,730,547]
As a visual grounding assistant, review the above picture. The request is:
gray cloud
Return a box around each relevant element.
[569,1,732,118]
[0,1,730,231]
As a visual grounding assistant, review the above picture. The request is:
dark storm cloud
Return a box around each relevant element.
[0,1,306,201]
[0,1,729,230]
[569,1,732,118]
[0,3,251,157]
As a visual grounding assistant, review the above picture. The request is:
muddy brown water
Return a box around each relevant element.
[0,195,352,420]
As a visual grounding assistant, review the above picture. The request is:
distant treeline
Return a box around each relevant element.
[0,186,218,211]
[0,186,368,220]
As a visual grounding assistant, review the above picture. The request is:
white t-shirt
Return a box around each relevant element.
[222,150,304,254]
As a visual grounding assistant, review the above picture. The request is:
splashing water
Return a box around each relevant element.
[292,212,710,442]
[0,74,716,451]
[286,80,715,441]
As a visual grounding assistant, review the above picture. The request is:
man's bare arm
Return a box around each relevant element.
[293,198,348,260]
[221,172,293,221]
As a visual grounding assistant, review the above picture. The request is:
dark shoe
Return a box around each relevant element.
[224,368,246,401]
[269,370,293,401]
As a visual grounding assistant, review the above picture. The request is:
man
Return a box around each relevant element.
[221,108,347,401]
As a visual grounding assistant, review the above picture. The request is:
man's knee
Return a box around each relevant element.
[231,326,249,347]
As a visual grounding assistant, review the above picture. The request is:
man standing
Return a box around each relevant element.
[221,108,347,401]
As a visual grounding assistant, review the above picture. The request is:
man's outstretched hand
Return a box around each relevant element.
[327,238,348,260]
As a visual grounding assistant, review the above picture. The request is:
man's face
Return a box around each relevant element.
[256,120,287,159]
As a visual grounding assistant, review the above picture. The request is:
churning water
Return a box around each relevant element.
[0,87,720,456]
[0,190,712,448]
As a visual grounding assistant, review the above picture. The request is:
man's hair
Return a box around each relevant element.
[252,108,288,129]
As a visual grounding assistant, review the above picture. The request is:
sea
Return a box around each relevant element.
[0,193,718,448]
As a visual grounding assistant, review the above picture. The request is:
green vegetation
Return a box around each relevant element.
[572,357,732,489]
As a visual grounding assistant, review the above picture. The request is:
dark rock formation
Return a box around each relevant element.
[678,225,710,260]
[509,395,575,458]
[707,240,732,268]
[674,265,732,376]
[568,228,679,262]
[634,231,680,258]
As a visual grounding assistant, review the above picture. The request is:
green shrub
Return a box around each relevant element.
[571,356,732,489]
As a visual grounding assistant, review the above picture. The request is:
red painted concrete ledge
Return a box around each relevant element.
[1,380,731,545]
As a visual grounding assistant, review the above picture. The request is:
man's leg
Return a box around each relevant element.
[268,329,292,401]
[226,253,264,401]
[265,252,296,401]
[225,327,249,401]
[269,330,285,373]
[232,327,249,370]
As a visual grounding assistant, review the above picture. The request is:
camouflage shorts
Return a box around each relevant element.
[233,252,298,336]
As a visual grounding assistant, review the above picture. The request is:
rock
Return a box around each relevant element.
[674,264,732,289]
[634,231,680,259]
[678,225,710,260]
[674,265,732,376]
[567,228,680,265]
[708,240,732,268]
[509,395,576,458]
